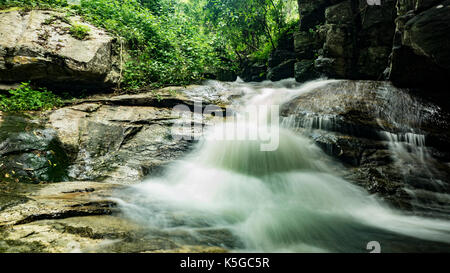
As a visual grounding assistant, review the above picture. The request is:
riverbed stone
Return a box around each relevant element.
[0,181,229,253]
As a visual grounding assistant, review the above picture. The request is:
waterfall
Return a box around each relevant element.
[114,79,450,253]
[375,84,450,215]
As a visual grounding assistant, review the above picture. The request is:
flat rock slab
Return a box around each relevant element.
[0,181,120,227]
[0,181,228,253]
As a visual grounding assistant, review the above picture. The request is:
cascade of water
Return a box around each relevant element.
[281,80,450,216]
[375,85,450,212]
[114,79,450,253]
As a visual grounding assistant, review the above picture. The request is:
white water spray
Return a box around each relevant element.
[115,79,450,252]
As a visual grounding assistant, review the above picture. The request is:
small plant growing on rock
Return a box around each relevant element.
[42,16,57,25]
[69,23,90,40]
[0,82,62,112]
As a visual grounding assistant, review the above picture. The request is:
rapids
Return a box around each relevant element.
[114,79,450,253]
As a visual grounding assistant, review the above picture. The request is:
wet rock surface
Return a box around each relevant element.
[1,79,450,252]
[0,113,69,184]
[45,84,236,183]
[282,80,450,216]
[0,82,241,252]
[0,182,229,253]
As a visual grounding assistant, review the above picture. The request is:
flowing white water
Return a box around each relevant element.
[115,79,450,252]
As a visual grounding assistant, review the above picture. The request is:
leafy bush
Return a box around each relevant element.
[69,23,90,40]
[72,0,233,88]
[251,42,273,63]
[0,83,63,112]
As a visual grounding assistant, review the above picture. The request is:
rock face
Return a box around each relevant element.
[389,0,450,106]
[294,0,397,80]
[267,28,297,81]
[46,83,236,184]
[236,0,449,110]
[294,60,319,82]
[281,80,450,216]
[0,9,120,91]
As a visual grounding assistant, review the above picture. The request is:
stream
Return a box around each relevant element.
[113,79,450,253]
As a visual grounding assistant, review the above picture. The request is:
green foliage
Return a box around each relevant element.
[0,0,300,89]
[251,42,273,63]
[0,83,63,112]
[250,19,299,64]
[0,0,68,9]
[71,0,234,88]
[1,0,233,88]
[69,23,90,40]
[204,0,298,61]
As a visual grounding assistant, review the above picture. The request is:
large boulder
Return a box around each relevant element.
[294,30,324,59]
[324,0,354,24]
[321,23,354,78]
[0,9,120,91]
[396,0,443,15]
[1,82,238,185]
[281,80,450,215]
[297,0,334,31]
